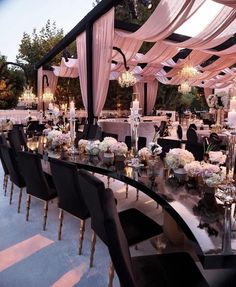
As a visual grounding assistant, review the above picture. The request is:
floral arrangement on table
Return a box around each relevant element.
[207,91,229,110]
[99,137,118,153]
[138,143,162,161]
[210,123,224,133]
[208,151,226,165]
[110,141,128,156]
[165,148,194,170]
[85,140,101,156]
[47,130,71,150]
[78,139,88,154]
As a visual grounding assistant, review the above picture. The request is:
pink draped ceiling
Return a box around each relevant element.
[52,58,79,78]
[213,0,236,8]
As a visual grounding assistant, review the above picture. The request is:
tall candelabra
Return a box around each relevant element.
[128,97,141,159]
[69,101,78,155]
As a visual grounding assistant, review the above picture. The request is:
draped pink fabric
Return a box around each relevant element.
[204,87,213,101]
[37,67,43,111]
[213,0,236,8]
[42,70,58,95]
[93,8,114,117]
[76,32,88,111]
[147,80,158,115]
[133,82,144,114]
[117,0,205,41]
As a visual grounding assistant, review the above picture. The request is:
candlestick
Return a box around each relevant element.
[69,101,76,118]
[132,99,139,111]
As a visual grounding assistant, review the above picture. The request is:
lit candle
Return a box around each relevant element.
[132,99,139,110]
[228,110,236,126]
[69,101,76,117]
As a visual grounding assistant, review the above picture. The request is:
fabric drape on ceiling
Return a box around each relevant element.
[147,80,158,115]
[93,8,114,118]
[213,0,236,8]
[117,0,205,41]
[76,31,88,111]
[52,58,79,78]
[133,82,145,115]
[37,67,43,110]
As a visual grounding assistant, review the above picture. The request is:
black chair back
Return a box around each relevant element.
[186,127,198,144]
[17,151,53,200]
[8,129,23,153]
[208,133,222,151]
[78,169,137,287]
[189,123,197,130]
[177,125,183,140]
[12,125,28,150]
[185,142,204,161]
[0,145,25,187]
[0,134,9,175]
[159,121,168,137]
[125,136,146,151]
[0,133,8,146]
[81,124,102,140]
[49,158,89,219]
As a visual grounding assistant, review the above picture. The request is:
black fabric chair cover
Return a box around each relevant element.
[177,125,183,140]
[157,138,181,159]
[0,145,25,188]
[125,136,146,151]
[8,129,23,153]
[49,158,89,220]
[17,151,56,200]
[0,134,9,175]
[186,127,198,143]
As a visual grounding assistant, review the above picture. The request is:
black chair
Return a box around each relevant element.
[81,124,102,140]
[49,158,90,254]
[0,134,9,195]
[78,169,209,287]
[125,136,146,151]
[185,142,204,161]
[176,124,183,140]
[8,129,23,153]
[0,145,25,212]
[186,127,198,144]
[101,131,118,141]
[189,123,197,130]
[12,125,28,151]
[208,133,222,151]
[159,121,169,137]
[17,151,57,230]
[78,169,163,274]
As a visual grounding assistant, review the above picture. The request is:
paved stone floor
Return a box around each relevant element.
[0,165,234,287]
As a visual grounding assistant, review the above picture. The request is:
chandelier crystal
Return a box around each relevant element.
[19,85,37,105]
[118,71,137,88]
[178,81,192,94]
[179,63,199,80]
[42,87,54,102]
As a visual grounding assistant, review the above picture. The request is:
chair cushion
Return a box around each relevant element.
[132,252,209,287]
[118,208,163,246]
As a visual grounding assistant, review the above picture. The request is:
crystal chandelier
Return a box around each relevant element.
[178,81,192,94]
[19,85,37,105]
[179,62,199,80]
[118,70,137,88]
[42,87,54,102]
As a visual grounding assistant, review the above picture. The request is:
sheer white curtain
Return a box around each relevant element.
[43,70,58,95]
[93,8,114,117]
[76,31,88,111]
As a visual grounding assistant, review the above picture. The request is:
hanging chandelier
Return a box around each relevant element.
[179,63,199,80]
[118,70,137,88]
[42,87,54,102]
[19,85,37,105]
[178,81,192,94]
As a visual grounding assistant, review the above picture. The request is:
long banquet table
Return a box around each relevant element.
[43,150,236,270]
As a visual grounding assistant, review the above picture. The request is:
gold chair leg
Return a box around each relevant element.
[125,183,128,199]
[4,175,8,196]
[78,219,86,255]
[89,230,97,268]
[26,194,31,221]
[108,261,115,287]
[136,189,139,201]
[17,188,23,213]
[9,182,14,205]
[58,209,64,240]
[43,201,49,231]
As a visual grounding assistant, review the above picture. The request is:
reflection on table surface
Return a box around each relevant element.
[41,150,236,269]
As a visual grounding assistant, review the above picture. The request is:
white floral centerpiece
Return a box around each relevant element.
[138,147,152,161]
[85,140,100,156]
[185,161,203,177]
[110,141,128,156]
[47,130,71,150]
[78,139,88,154]
[207,91,229,110]
[201,163,226,188]
[99,137,118,153]
[208,151,226,165]
[165,148,194,170]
